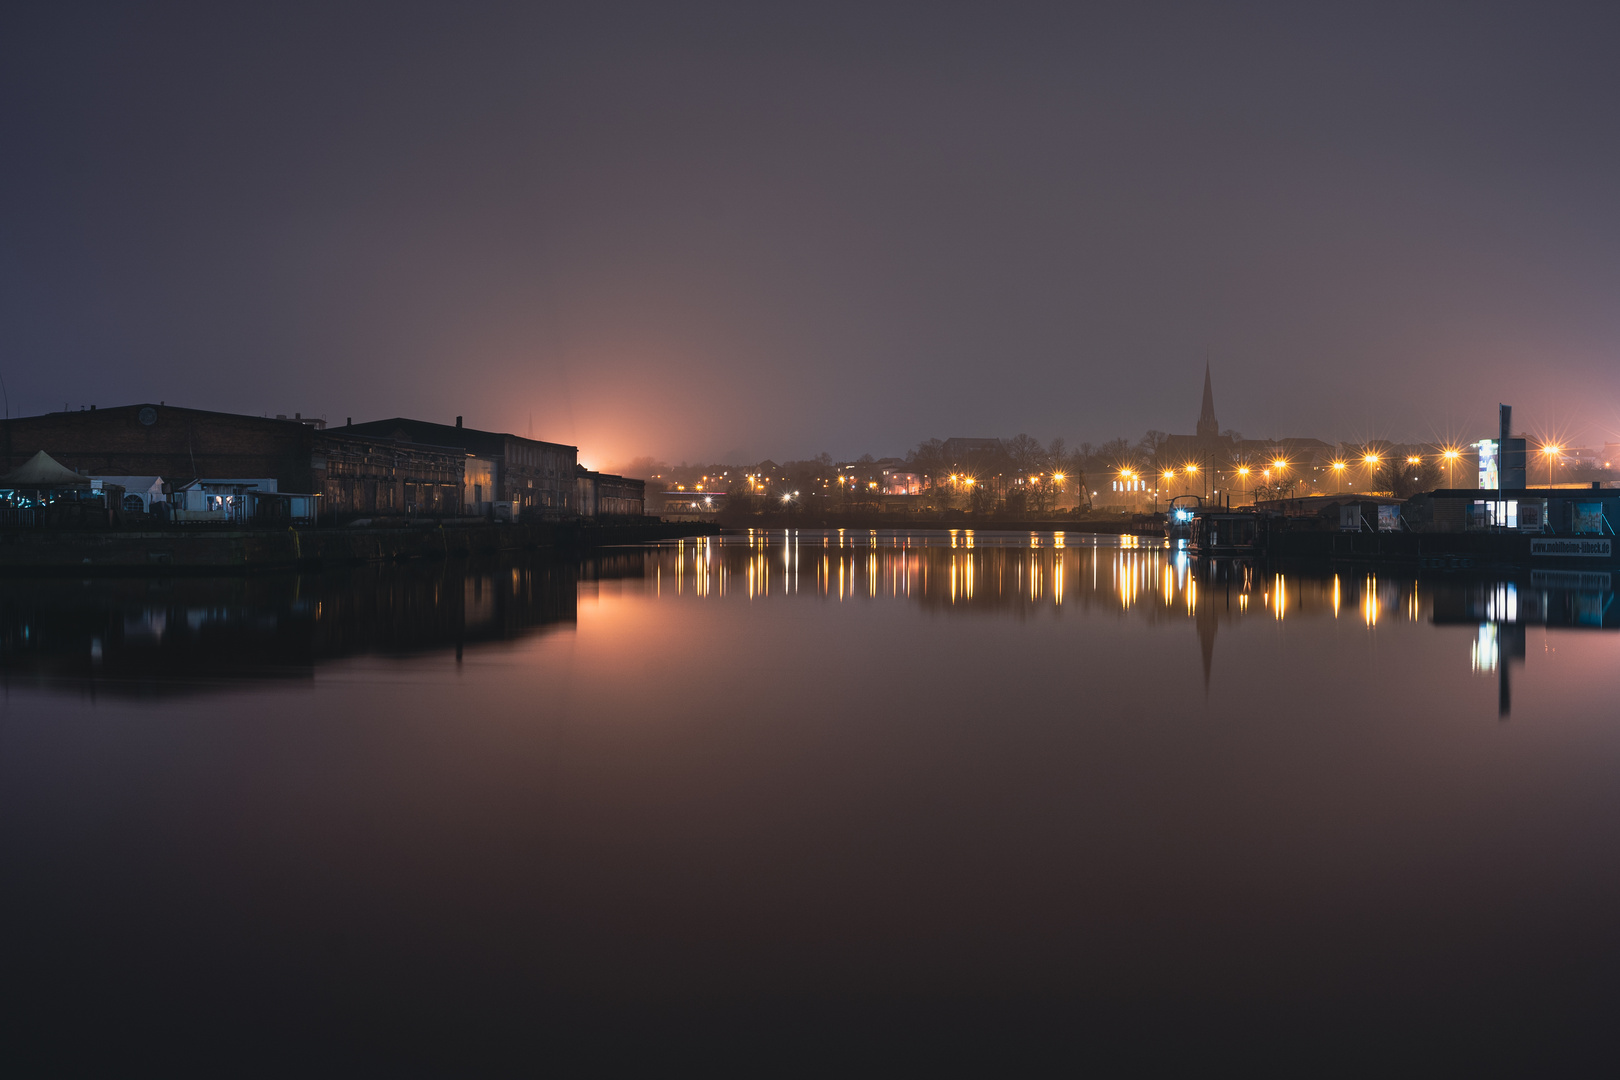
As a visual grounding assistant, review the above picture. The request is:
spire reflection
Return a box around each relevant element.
[643,530,1618,716]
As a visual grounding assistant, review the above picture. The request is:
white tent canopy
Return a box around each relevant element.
[0,451,90,488]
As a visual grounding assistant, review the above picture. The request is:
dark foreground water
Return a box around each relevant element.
[3,530,1618,1071]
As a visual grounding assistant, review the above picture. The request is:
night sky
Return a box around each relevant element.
[5,2,1620,465]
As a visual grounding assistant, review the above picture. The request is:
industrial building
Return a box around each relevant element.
[575,467,646,518]
[2,404,478,520]
[343,417,578,519]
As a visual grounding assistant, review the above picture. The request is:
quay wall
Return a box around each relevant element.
[1262,529,1615,570]
[725,512,1163,534]
[0,520,716,574]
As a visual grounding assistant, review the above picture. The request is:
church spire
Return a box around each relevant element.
[1196,362,1219,439]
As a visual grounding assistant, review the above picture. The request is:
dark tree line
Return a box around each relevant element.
[906,435,1086,512]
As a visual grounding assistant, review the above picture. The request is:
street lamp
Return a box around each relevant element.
[1541,444,1561,487]
[1331,460,1347,493]
[1235,465,1250,503]
[1184,461,1206,500]
[1442,447,1460,488]
[1265,458,1288,498]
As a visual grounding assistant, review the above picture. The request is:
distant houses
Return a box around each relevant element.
[1095,367,1545,511]
[0,403,644,523]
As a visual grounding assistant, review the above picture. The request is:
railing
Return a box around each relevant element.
[0,507,38,527]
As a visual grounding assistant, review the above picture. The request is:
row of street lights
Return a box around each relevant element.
[1118,442,1570,500]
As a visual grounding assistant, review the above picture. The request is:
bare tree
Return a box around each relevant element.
[1005,433,1043,475]
[1374,457,1441,499]
[1137,430,1169,457]
[1098,437,1132,463]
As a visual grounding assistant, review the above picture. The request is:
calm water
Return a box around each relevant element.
[4,530,1618,1069]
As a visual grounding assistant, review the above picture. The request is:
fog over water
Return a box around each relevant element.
[4,532,1618,1067]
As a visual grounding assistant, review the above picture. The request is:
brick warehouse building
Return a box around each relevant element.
[344,417,579,519]
[0,404,465,518]
[575,466,646,517]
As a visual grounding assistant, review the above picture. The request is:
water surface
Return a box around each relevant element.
[4,530,1617,1068]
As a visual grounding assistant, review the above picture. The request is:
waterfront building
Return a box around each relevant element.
[1,404,468,520]
[90,475,165,512]
[462,457,496,516]
[345,416,577,519]
[169,478,279,523]
[1402,484,1616,534]
[575,467,646,518]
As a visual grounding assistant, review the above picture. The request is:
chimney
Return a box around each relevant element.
[295,412,301,420]
[346,417,352,427]
[456,416,463,428]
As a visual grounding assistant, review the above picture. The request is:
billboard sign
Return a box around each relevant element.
[1477,439,1498,490]
[1530,537,1612,558]
[1573,502,1606,534]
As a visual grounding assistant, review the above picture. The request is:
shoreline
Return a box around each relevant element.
[0,519,719,575]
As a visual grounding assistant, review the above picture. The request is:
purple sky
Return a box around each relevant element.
[5,2,1620,466]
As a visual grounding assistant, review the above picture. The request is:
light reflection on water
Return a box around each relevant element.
[3,530,1620,1068]
[1,531,1613,720]
[659,530,1417,624]
[641,530,1615,718]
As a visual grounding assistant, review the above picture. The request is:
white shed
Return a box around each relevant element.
[92,476,165,512]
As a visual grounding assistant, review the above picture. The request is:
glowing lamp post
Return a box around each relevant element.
[1541,444,1561,487]
[1441,448,1460,488]
[1331,460,1346,493]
